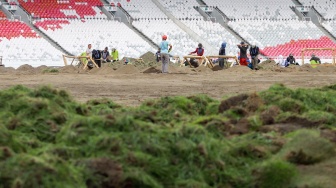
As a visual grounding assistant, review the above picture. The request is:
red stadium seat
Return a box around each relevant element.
[0,20,39,39]
[262,36,336,58]
[18,0,103,19]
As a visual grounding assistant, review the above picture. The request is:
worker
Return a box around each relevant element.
[249,43,259,70]
[159,35,172,73]
[310,54,321,68]
[218,41,226,68]
[189,43,205,66]
[111,48,119,62]
[237,41,249,66]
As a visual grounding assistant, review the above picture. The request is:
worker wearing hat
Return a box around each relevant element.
[159,35,172,73]
[286,53,296,65]
[310,53,321,68]
[189,43,205,66]
[249,43,259,70]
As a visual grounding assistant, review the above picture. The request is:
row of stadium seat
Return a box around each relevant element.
[203,0,297,20]
[0,20,38,39]
[34,19,155,58]
[133,19,198,56]
[153,0,240,56]
[228,20,325,48]
[119,0,167,19]
[0,19,63,68]
[262,36,336,58]
[18,0,105,19]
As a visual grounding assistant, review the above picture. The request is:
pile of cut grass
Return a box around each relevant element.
[0,84,335,187]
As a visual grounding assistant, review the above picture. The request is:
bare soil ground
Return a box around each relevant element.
[0,62,335,106]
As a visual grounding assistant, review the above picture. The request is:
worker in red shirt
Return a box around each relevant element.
[189,43,204,66]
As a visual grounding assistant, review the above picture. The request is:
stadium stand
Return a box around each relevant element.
[228,20,325,48]
[0,19,63,67]
[118,0,167,19]
[18,0,106,19]
[228,19,336,58]
[322,21,336,38]
[119,0,201,56]
[297,0,336,20]
[203,0,297,20]
[156,0,240,55]
[34,19,154,58]
[156,0,202,20]
[133,19,198,56]
[262,36,336,58]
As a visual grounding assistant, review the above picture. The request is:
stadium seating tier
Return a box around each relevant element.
[18,0,105,19]
[0,20,63,68]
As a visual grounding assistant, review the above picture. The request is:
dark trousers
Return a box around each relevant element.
[94,59,102,67]
[219,58,227,68]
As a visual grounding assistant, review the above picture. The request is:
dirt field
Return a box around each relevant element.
[1,60,336,106]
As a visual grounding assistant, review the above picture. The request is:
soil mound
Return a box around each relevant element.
[142,66,161,73]
[36,65,48,72]
[298,64,317,73]
[111,55,160,70]
[273,65,300,73]
[114,64,139,74]
[0,67,15,74]
[16,64,36,74]
[258,60,277,70]
[59,65,78,73]
[140,51,157,63]
[316,65,336,73]
[16,64,35,71]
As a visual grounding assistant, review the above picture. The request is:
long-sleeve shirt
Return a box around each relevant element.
[191,48,204,56]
